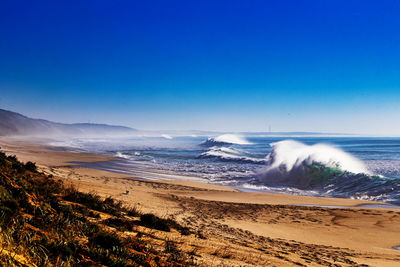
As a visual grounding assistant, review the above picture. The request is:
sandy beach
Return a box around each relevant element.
[1,137,400,266]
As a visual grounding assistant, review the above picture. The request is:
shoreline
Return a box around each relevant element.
[7,136,397,209]
[1,137,400,265]
[72,158,399,210]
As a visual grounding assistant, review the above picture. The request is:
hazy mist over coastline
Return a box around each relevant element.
[0,108,362,138]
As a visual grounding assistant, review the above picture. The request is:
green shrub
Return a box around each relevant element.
[11,161,25,173]
[81,222,100,236]
[140,214,170,232]
[0,186,11,201]
[104,218,134,231]
[139,214,191,234]
[0,156,6,167]
[125,206,141,217]
[0,199,20,224]
[85,248,129,267]
[46,240,79,261]
[25,161,38,173]
[63,188,121,216]
[89,231,123,250]
[165,240,183,262]
[2,199,19,211]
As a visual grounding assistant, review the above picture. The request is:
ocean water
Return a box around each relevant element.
[53,134,400,205]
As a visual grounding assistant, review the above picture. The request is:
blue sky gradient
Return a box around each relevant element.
[1,1,400,134]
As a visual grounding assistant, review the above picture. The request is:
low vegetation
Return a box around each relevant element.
[0,149,194,266]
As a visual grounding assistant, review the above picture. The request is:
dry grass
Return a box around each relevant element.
[0,149,195,266]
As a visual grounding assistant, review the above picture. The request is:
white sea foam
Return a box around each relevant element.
[201,134,252,146]
[54,136,400,204]
[364,160,400,176]
[241,183,319,195]
[214,134,252,145]
[115,152,131,159]
[161,134,173,139]
[199,146,266,163]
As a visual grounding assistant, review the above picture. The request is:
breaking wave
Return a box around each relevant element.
[161,134,173,139]
[115,152,132,159]
[250,140,400,204]
[198,146,266,164]
[65,136,400,205]
[258,140,371,188]
[115,151,141,159]
[201,134,252,146]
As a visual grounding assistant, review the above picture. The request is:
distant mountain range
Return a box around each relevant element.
[0,108,350,138]
[0,109,136,136]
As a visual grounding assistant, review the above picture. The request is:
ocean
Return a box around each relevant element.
[50,134,400,205]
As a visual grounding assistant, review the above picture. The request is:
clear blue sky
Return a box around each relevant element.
[1,0,399,134]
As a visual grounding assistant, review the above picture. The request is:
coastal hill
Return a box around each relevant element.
[0,108,345,138]
[0,109,135,137]
[0,150,191,266]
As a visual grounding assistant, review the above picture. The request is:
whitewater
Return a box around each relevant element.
[51,134,400,205]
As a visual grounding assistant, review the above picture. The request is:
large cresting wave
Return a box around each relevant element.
[259,140,371,188]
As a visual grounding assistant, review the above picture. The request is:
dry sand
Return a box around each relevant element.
[1,137,400,266]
